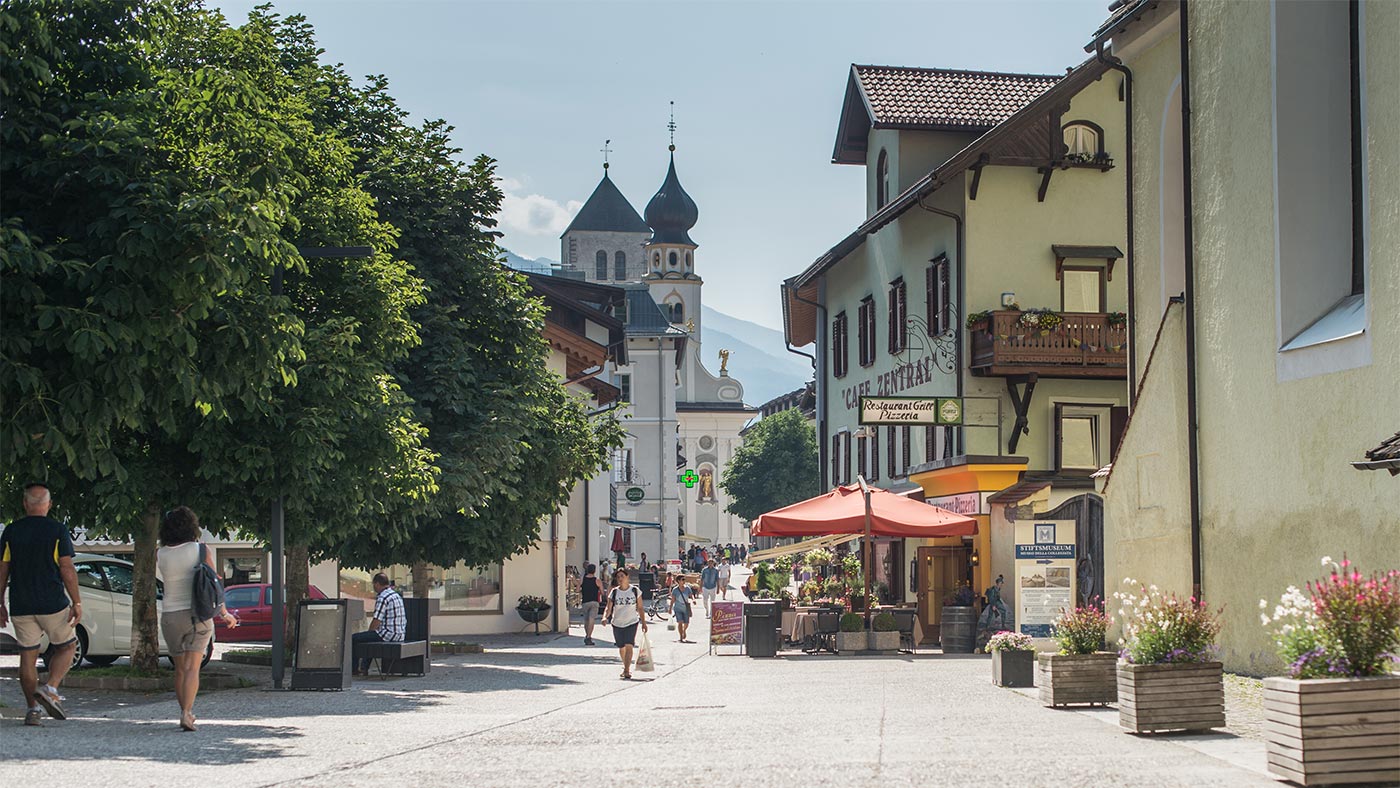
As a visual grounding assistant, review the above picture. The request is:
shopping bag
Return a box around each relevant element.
[635,632,655,672]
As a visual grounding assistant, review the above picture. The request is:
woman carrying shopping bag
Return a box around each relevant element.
[601,568,647,679]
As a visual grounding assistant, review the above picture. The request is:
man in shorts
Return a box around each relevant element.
[717,558,732,601]
[0,482,82,726]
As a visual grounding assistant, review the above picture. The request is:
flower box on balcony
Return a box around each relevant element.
[1263,675,1400,786]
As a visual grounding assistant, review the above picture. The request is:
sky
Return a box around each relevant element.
[214,0,1114,331]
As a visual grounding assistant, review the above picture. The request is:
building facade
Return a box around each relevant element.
[1092,0,1399,674]
[783,59,1130,641]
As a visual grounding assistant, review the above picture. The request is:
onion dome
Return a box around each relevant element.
[644,154,699,246]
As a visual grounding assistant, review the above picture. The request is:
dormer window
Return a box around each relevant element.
[876,149,890,209]
[1062,121,1106,163]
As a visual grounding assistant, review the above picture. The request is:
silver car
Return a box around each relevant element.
[1,553,212,670]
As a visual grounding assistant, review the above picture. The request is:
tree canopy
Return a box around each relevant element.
[721,409,820,522]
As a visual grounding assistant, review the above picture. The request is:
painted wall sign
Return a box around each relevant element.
[927,492,987,516]
[1014,520,1077,639]
[840,355,940,411]
[859,396,964,426]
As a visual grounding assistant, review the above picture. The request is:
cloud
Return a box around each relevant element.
[497,181,581,237]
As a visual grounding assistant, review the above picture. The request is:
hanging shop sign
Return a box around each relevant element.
[1014,520,1077,639]
[859,396,963,426]
[625,486,645,502]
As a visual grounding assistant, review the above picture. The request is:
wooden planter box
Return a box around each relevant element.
[992,649,1035,687]
[868,630,900,652]
[1038,652,1118,707]
[834,631,866,653]
[1118,661,1224,733]
[1263,675,1400,786]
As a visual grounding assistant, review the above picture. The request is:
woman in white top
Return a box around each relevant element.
[156,507,237,732]
[601,568,647,680]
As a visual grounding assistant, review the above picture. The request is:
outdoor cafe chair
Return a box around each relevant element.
[890,608,918,654]
[812,610,840,654]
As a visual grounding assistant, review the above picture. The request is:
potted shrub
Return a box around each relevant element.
[516,595,551,623]
[1039,603,1117,707]
[778,589,795,610]
[869,612,901,652]
[848,586,868,613]
[836,612,867,654]
[940,584,976,654]
[1112,580,1225,734]
[1259,557,1399,786]
[987,631,1035,688]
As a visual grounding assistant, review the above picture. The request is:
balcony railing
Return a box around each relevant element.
[969,310,1127,378]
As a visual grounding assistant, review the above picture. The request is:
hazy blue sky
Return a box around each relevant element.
[215,0,1112,331]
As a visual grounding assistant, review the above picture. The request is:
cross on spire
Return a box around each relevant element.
[600,139,612,170]
[668,101,677,152]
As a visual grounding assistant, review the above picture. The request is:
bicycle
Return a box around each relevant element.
[644,591,671,621]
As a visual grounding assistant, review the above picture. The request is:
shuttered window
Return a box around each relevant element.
[927,257,951,335]
[832,312,849,378]
[887,278,907,353]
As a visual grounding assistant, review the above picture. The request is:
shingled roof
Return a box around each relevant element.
[1353,432,1400,475]
[562,172,650,236]
[834,65,1061,163]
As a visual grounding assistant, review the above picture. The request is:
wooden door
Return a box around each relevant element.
[917,546,968,643]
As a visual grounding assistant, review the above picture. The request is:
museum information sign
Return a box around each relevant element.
[1014,520,1077,639]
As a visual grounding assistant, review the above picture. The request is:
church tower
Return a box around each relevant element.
[643,147,703,337]
[559,158,650,284]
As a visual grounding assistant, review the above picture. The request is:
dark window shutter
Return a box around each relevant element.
[925,425,936,462]
[870,430,880,482]
[926,265,936,337]
[939,260,952,334]
[857,303,867,366]
[843,433,852,484]
[902,425,911,474]
[897,281,907,351]
[831,434,840,485]
[858,436,867,479]
[887,287,896,354]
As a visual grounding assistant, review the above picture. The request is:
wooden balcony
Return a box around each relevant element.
[969,310,1127,379]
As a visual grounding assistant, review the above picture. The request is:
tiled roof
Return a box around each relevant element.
[1356,432,1400,475]
[853,65,1061,129]
[562,172,650,236]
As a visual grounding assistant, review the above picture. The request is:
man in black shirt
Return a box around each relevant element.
[0,482,82,726]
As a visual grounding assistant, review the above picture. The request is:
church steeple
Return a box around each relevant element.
[644,154,699,247]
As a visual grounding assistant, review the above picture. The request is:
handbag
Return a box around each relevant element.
[635,632,655,672]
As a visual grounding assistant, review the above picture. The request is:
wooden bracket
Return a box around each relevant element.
[1037,167,1054,202]
[969,163,984,201]
[1055,255,1065,281]
[1005,373,1038,454]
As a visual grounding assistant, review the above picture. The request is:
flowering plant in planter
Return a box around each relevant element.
[965,310,992,330]
[943,583,976,607]
[804,547,834,566]
[1017,308,1063,332]
[1106,311,1127,328]
[1113,580,1222,664]
[986,631,1034,652]
[516,594,550,611]
[1051,603,1112,655]
[1260,556,1400,678]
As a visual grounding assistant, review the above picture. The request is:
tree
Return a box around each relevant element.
[721,410,820,522]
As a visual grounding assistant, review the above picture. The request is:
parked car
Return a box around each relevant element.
[215,583,328,642]
[0,553,212,670]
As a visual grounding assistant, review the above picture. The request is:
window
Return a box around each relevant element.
[103,563,134,596]
[612,448,634,482]
[1062,121,1103,159]
[876,149,890,209]
[857,434,868,479]
[368,562,503,613]
[614,251,626,280]
[901,425,911,475]
[595,250,608,280]
[927,257,951,335]
[669,251,678,268]
[831,433,841,486]
[842,432,852,484]
[74,562,106,591]
[832,311,849,378]
[1054,403,1120,474]
[670,301,684,323]
[652,252,661,269]
[925,424,954,462]
[1274,0,1366,355]
[857,296,876,367]
[619,374,631,403]
[224,586,261,609]
[1061,267,1105,313]
[870,428,880,482]
[886,426,896,478]
[887,278,907,354]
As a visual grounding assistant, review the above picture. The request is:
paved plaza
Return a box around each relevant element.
[0,612,1284,788]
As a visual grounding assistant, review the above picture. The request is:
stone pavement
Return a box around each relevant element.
[0,614,1283,788]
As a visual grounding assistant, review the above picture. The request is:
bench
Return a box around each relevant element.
[355,639,428,676]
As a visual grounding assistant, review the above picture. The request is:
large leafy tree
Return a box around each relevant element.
[721,409,821,522]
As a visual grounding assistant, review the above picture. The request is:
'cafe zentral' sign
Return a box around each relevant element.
[859,396,963,426]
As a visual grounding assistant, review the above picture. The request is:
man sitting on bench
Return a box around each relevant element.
[353,573,405,676]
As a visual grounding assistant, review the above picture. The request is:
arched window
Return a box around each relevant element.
[685,252,692,267]
[614,251,626,280]
[671,301,685,322]
[668,251,678,268]
[876,149,890,209]
[595,250,608,280]
[1062,121,1105,160]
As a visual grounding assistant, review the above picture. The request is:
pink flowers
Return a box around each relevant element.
[1263,556,1399,678]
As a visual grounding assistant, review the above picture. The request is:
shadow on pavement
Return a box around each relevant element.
[0,717,303,765]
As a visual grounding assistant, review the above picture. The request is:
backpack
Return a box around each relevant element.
[191,543,225,623]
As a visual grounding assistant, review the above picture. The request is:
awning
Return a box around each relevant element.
[607,518,663,530]
[746,534,859,564]
[677,534,712,545]
[752,483,977,539]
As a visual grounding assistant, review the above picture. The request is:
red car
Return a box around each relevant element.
[215,583,328,642]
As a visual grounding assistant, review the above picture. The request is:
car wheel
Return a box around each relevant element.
[42,627,87,673]
[85,654,118,667]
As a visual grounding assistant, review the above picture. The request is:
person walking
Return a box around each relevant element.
[0,483,82,727]
[717,558,733,601]
[700,559,719,618]
[671,580,694,643]
[601,568,647,679]
[580,564,603,646]
[156,506,238,732]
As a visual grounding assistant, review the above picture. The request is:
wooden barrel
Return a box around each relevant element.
[939,606,975,653]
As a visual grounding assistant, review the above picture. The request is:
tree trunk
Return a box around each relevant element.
[283,543,310,655]
[411,560,432,600]
[130,500,162,674]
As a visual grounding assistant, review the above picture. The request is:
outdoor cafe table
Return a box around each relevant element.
[786,607,827,644]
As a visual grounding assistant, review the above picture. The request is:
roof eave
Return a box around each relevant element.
[1084,0,1160,52]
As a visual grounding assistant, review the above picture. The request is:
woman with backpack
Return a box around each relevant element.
[601,568,647,679]
[156,506,237,731]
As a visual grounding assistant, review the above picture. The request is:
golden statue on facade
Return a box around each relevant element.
[718,348,731,375]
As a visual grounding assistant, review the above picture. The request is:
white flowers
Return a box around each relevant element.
[1321,556,1333,567]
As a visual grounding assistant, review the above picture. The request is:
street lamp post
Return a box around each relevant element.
[270,245,372,690]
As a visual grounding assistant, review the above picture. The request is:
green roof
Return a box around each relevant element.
[562,172,650,236]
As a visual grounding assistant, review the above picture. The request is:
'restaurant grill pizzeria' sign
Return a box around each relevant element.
[858,396,963,426]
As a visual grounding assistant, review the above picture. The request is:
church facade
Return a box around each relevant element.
[560,151,755,567]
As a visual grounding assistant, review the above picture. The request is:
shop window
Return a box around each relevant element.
[595,250,608,280]
[361,562,504,614]
[926,256,951,335]
[1061,267,1105,313]
[887,277,907,354]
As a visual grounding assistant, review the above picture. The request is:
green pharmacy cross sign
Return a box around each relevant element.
[680,469,699,488]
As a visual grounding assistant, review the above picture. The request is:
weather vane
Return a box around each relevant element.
[668,101,676,152]
[601,139,612,170]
